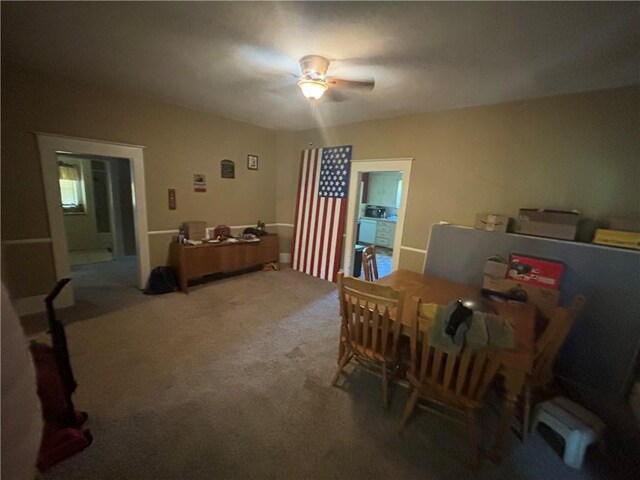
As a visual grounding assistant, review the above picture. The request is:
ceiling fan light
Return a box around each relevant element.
[298,79,328,99]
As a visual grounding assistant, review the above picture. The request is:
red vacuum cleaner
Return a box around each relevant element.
[30,278,92,471]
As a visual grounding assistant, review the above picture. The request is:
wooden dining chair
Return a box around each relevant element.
[362,245,379,281]
[519,294,586,439]
[332,272,405,408]
[400,300,505,466]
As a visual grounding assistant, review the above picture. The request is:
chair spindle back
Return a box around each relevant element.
[532,294,585,386]
[338,273,404,358]
[362,245,379,282]
[410,301,504,404]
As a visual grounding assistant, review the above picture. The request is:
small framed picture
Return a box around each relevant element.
[247,154,258,170]
[193,174,207,192]
[221,160,235,179]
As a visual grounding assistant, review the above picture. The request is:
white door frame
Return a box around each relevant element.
[37,133,149,306]
[343,158,413,276]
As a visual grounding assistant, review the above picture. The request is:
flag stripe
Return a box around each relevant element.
[292,149,309,270]
[296,149,311,270]
[320,198,330,280]
[298,149,314,271]
[305,151,321,273]
[304,150,321,273]
[312,197,326,277]
[320,197,330,278]
[291,146,352,282]
[327,199,341,281]
[311,187,325,276]
[317,198,331,278]
[332,201,348,282]
[325,198,337,281]
[290,150,305,269]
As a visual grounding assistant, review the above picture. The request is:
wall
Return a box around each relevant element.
[112,158,137,257]
[274,86,640,272]
[2,61,638,301]
[1,63,277,300]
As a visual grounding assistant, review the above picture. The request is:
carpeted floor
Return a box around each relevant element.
[69,248,114,266]
[23,264,638,479]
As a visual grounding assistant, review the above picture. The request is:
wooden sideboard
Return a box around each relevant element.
[169,234,279,292]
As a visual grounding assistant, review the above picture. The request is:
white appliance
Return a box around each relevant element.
[359,218,377,244]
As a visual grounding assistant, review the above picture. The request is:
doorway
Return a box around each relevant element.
[354,172,402,278]
[343,159,413,277]
[57,153,137,267]
[37,134,149,309]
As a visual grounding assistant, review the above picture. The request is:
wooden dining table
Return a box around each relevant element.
[375,269,536,463]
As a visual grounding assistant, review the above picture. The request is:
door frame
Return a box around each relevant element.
[37,133,149,306]
[342,158,413,276]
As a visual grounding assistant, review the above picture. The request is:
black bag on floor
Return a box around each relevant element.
[144,267,178,294]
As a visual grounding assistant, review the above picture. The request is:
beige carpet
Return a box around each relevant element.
[23,265,637,479]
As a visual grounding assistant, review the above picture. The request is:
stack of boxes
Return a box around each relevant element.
[516,209,580,241]
[474,209,581,241]
[474,209,639,251]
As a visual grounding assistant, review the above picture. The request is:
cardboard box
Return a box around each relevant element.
[483,259,508,295]
[507,254,564,290]
[593,229,640,250]
[516,209,580,240]
[482,278,560,319]
[484,260,509,278]
[182,221,207,240]
[474,213,511,232]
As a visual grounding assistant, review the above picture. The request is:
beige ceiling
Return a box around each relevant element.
[2,2,638,130]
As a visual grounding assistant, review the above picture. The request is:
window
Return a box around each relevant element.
[58,162,85,213]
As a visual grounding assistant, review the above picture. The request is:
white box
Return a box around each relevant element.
[474,213,511,232]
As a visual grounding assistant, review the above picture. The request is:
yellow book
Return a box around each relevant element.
[593,229,640,250]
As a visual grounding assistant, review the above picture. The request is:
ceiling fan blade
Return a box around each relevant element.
[326,77,375,91]
[325,88,349,103]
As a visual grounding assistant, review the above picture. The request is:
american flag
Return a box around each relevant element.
[291,145,352,282]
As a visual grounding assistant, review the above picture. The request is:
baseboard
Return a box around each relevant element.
[14,288,74,316]
[279,253,291,264]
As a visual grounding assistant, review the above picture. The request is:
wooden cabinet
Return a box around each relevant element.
[367,172,402,208]
[169,234,279,292]
[375,220,396,248]
[359,218,397,248]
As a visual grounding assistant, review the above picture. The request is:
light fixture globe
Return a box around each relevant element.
[298,79,328,99]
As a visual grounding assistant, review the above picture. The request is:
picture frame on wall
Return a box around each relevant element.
[193,174,206,192]
[247,154,258,170]
[221,160,235,179]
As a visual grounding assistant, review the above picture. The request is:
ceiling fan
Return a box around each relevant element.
[296,55,375,101]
